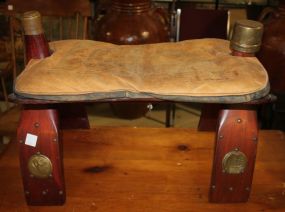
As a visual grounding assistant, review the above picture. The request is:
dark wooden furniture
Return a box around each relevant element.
[1,128,285,210]
[2,0,92,80]
[11,36,269,205]
[178,6,229,40]
[10,93,270,205]
[3,0,91,16]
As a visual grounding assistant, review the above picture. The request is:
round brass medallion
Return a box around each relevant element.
[222,149,247,174]
[28,154,52,178]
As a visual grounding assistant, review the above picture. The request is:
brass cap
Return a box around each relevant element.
[22,11,44,35]
[230,20,263,53]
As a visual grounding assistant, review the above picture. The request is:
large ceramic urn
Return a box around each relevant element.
[94,0,169,119]
[257,2,285,94]
[94,0,169,44]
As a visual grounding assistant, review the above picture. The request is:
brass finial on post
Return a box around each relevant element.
[230,20,264,54]
[22,10,44,35]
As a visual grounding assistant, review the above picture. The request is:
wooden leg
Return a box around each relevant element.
[165,103,176,127]
[198,104,223,131]
[58,103,90,129]
[209,109,258,203]
[17,108,65,205]
[0,76,9,110]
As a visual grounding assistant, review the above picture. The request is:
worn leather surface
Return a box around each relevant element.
[14,39,269,103]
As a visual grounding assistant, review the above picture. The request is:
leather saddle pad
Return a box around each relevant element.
[14,39,269,103]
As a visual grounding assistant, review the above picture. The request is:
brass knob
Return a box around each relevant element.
[230,20,263,54]
[22,10,44,35]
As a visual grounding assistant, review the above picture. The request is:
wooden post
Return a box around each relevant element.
[199,20,263,132]
[23,11,90,130]
[9,15,17,80]
[209,20,263,202]
[209,109,258,202]
[17,107,65,205]
[198,104,223,131]
[58,103,90,129]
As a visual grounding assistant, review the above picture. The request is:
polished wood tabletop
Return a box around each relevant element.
[0,128,285,211]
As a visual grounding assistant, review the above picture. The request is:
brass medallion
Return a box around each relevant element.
[28,154,52,178]
[222,149,247,174]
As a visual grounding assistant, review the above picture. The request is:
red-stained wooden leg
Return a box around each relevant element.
[198,104,223,131]
[209,109,258,203]
[17,108,65,205]
[58,103,90,129]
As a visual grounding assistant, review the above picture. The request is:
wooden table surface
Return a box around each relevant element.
[0,128,285,211]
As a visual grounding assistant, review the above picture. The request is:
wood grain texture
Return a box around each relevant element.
[0,105,21,135]
[209,109,258,202]
[17,109,65,205]
[1,128,285,211]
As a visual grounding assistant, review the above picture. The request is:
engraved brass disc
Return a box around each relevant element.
[222,150,247,174]
[28,154,52,178]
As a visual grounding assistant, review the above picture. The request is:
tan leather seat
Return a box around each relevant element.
[14,38,269,103]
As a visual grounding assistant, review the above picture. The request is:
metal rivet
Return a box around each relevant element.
[234,148,239,151]
[236,118,242,123]
[34,122,40,128]
[59,190,63,195]
[25,191,30,195]
[19,140,23,144]
[219,135,224,140]
[49,174,53,178]
[252,137,258,142]
[53,138,57,142]
[211,185,216,189]
[42,191,47,195]
[229,187,233,191]
[245,187,250,191]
